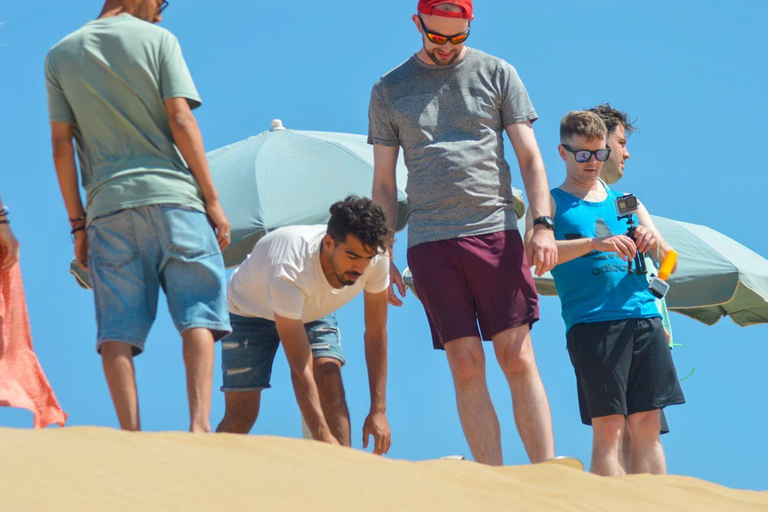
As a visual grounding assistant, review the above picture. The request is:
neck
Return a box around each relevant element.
[560,175,605,200]
[318,242,344,289]
[415,46,468,66]
[99,0,129,19]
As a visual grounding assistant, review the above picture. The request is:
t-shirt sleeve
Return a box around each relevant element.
[499,62,538,128]
[159,33,202,110]
[266,272,305,320]
[45,53,75,125]
[367,82,400,146]
[364,255,391,294]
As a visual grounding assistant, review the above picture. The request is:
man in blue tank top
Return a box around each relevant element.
[526,111,684,476]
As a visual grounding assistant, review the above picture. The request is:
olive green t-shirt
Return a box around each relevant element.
[45,15,205,222]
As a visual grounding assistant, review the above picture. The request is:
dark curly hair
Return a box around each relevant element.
[587,103,636,137]
[327,195,392,253]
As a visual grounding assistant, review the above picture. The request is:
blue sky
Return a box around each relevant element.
[1,0,767,491]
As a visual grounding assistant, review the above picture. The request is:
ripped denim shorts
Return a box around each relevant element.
[220,312,343,391]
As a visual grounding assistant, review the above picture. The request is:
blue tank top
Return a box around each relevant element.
[550,183,659,332]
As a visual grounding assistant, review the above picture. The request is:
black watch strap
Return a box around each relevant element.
[533,216,555,230]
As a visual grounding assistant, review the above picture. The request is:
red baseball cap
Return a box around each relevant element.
[417,0,473,20]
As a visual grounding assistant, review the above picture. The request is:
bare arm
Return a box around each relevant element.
[371,143,405,306]
[51,122,88,269]
[361,290,391,455]
[507,121,557,276]
[636,202,678,274]
[274,313,339,445]
[164,98,231,251]
[0,192,20,271]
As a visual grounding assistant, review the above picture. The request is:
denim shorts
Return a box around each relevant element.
[221,313,344,392]
[87,205,231,355]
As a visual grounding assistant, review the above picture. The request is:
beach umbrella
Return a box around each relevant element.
[70,120,410,285]
[210,120,409,267]
[403,213,768,328]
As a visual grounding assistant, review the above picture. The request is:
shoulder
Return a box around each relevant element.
[373,58,417,91]
[468,48,518,75]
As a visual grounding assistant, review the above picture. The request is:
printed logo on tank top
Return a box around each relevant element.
[564,218,629,275]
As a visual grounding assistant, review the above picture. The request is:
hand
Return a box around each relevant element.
[74,229,88,271]
[526,227,557,277]
[206,200,231,251]
[632,225,658,254]
[362,409,391,455]
[317,427,341,446]
[593,234,636,261]
[388,260,406,307]
[0,223,20,271]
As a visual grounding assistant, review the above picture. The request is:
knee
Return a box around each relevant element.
[496,340,534,377]
[592,415,626,445]
[628,411,661,440]
[314,361,346,401]
[448,350,485,386]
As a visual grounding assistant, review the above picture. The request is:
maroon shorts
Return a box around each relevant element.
[407,229,540,350]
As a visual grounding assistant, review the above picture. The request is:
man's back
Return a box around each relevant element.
[45,14,204,220]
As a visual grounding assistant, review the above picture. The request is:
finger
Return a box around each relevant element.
[374,433,385,456]
[388,286,403,307]
[362,428,369,449]
[392,271,406,296]
[524,243,534,268]
[383,433,391,455]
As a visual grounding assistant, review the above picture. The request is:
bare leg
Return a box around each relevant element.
[627,410,666,474]
[618,420,633,472]
[492,325,555,463]
[445,337,502,466]
[182,328,215,433]
[313,358,351,446]
[216,390,262,434]
[590,414,626,476]
[101,341,141,431]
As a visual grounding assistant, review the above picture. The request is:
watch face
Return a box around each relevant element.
[535,216,554,229]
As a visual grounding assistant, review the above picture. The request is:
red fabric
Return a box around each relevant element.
[0,262,67,428]
[417,0,473,19]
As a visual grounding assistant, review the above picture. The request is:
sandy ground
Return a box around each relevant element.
[0,427,765,511]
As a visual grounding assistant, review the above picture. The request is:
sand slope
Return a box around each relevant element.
[0,427,764,511]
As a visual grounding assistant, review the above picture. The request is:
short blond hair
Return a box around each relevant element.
[560,111,607,142]
[433,3,463,13]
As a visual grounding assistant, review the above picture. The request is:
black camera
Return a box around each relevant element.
[615,194,639,216]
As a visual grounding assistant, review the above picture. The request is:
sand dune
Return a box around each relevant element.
[0,427,764,511]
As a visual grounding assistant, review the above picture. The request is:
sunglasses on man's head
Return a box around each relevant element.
[158,0,169,14]
[562,144,611,163]
[418,15,470,45]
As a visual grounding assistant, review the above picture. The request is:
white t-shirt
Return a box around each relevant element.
[228,225,390,323]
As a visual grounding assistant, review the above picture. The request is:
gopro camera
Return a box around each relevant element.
[648,276,670,299]
[615,194,639,216]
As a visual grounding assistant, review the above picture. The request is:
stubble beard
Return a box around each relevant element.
[426,46,460,66]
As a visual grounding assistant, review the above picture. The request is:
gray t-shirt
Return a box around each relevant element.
[368,48,537,248]
[45,15,205,222]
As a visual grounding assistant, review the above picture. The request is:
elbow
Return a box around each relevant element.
[169,111,197,132]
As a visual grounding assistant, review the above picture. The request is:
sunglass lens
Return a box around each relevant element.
[575,151,591,163]
[595,149,611,161]
[451,33,469,44]
[427,34,448,45]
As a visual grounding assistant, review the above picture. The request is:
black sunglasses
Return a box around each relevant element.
[158,0,169,14]
[418,15,471,45]
[562,144,611,163]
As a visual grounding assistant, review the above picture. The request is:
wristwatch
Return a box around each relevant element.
[533,216,555,230]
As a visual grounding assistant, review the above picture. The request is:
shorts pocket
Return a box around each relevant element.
[161,205,217,260]
[88,209,139,269]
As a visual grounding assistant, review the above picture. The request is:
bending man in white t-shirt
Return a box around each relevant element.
[216,196,393,453]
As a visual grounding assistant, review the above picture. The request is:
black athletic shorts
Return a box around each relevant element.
[567,317,685,426]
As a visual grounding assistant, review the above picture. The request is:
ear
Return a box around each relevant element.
[323,234,335,250]
[412,14,423,34]
[558,144,568,162]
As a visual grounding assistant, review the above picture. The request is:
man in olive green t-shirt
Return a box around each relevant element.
[46,0,232,433]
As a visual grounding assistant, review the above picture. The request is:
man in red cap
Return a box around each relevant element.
[370,0,557,465]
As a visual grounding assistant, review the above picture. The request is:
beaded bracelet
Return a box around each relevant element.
[0,206,8,217]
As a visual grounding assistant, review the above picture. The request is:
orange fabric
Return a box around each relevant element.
[0,263,67,428]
